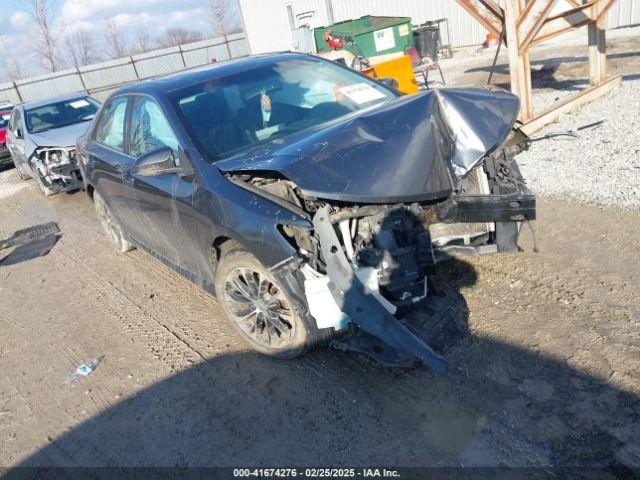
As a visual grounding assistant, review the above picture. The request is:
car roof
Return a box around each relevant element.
[21,92,92,110]
[114,52,311,97]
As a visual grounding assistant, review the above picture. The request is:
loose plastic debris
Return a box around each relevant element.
[66,356,104,384]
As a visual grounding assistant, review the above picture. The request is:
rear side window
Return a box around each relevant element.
[94,97,128,151]
[129,97,179,158]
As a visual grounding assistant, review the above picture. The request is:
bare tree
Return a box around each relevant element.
[208,0,237,38]
[135,26,154,53]
[0,36,25,81]
[65,30,99,68]
[156,27,203,49]
[104,18,130,59]
[19,0,59,72]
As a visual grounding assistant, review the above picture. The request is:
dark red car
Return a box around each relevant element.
[0,104,14,166]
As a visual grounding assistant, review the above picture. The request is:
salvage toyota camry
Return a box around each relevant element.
[77,53,535,373]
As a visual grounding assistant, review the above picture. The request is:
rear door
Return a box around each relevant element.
[81,96,137,233]
[122,95,202,276]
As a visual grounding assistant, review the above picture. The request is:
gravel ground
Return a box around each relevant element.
[437,26,640,211]
[518,78,640,210]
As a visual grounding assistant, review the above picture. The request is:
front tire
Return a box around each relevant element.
[16,163,31,181]
[32,167,56,197]
[94,190,133,253]
[214,248,318,359]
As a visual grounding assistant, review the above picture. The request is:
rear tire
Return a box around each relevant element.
[94,190,133,253]
[214,248,321,359]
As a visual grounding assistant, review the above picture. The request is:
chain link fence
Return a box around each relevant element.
[0,33,249,105]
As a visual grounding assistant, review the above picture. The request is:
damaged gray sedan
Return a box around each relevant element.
[7,93,100,196]
[78,53,535,373]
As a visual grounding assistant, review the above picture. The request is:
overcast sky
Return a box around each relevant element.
[0,0,241,82]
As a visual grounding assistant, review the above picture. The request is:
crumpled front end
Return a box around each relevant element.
[224,88,536,373]
[30,147,83,192]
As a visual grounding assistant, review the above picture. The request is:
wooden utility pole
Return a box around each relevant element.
[455,0,621,135]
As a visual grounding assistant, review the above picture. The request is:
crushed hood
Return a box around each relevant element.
[29,121,91,148]
[218,88,519,203]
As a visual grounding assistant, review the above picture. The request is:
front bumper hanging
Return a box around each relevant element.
[312,205,451,374]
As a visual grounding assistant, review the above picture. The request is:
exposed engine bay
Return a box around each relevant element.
[30,147,83,192]
[227,128,535,373]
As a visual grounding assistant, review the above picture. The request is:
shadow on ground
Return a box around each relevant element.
[465,51,640,92]
[0,223,61,266]
[3,258,638,479]
[0,162,15,174]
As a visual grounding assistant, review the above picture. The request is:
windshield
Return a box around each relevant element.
[0,111,10,129]
[26,97,100,133]
[171,56,396,161]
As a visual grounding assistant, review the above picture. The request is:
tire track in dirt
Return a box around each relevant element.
[1,183,639,468]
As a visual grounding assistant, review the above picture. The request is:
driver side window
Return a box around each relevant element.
[129,97,179,159]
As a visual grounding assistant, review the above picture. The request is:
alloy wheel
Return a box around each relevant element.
[223,267,296,350]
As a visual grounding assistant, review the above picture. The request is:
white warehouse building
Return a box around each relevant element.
[237,0,640,54]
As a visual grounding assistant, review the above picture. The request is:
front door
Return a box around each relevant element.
[123,96,202,278]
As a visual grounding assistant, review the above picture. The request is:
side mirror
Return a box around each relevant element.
[133,147,179,176]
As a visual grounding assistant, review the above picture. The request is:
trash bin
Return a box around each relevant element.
[414,23,442,61]
[314,16,413,59]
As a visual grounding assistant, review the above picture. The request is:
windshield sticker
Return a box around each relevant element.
[69,99,90,109]
[2,114,10,120]
[337,83,386,105]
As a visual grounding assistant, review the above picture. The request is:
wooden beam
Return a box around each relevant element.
[477,0,504,21]
[529,2,595,47]
[518,0,559,54]
[596,0,617,19]
[505,0,534,121]
[520,75,622,136]
[566,0,582,7]
[455,0,503,40]
[589,6,608,85]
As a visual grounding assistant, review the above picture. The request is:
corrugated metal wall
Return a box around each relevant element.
[0,34,250,105]
[239,0,640,55]
[607,0,640,29]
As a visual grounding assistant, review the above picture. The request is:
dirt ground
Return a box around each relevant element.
[0,165,638,472]
[1,29,640,475]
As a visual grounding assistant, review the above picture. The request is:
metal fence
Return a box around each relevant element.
[0,32,249,105]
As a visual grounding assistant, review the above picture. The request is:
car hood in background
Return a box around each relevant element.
[29,121,92,148]
[217,88,520,203]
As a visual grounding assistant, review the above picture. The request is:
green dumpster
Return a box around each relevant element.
[314,16,413,58]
